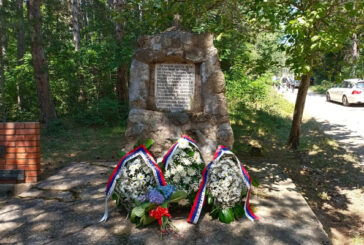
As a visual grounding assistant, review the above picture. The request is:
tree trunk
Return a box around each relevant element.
[288,74,310,149]
[16,0,25,109]
[351,33,359,77]
[81,0,90,43]
[0,0,6,122]
[116,64,128,102]
[28,0,57,124]
[113,0,128,102]
[71,0,81,51]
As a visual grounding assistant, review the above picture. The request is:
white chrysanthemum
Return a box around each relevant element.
[173,175,181,183]
[171,167,177,175]
[176,165,184,172]
[122,169,128,177]
[129,164,137,172]
[193,183,199,191]
[187,168,196,176]
[183,176,191,184]
[137,173,144,181]
[180,151,187,157]
[182,158,192,166]
[178,198,189,206]
[193,152,201,163]
[220,171,229,178]
[180,170,187,177]
[164,171,171,178]
[178,138,189,149]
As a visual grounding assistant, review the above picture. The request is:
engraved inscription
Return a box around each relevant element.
[155,63,195,111]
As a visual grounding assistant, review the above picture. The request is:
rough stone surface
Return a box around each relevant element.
[126,28,234,162]
[0,162,331,245]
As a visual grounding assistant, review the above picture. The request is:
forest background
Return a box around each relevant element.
[1,0,362,131]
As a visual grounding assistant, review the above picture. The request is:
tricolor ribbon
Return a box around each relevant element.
[188,145,259,224]
[99,145,165,222]
[162,135,199,170]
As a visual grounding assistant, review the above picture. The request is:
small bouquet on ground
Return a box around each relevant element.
[188,146,259,224]
[162,135,205,206]
[130,184,187,235]
[100,142,165,222]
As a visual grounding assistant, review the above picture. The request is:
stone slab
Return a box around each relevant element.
[0,161,331,245]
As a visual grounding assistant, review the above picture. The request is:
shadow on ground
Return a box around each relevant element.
[230,101,364,243]
[0,161,330,245]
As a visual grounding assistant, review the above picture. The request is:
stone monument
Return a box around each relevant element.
[125,20,234,162]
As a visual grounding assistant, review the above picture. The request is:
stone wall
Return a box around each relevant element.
[0,122,41,183]
[125,29,234,162]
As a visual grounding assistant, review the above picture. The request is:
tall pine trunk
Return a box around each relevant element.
[28,0,57,124]
[71,0,81,51]
[288,74,310,149]
[81,0,90,44]
[113,0,128,102]
[0,0,6,122]
[16,0,25,109]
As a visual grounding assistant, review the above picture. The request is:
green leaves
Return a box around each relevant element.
[233,204,245,219]
[169,190,188,203]
[144,139,154,150]
[133,138,154,149]
[118,150,126,158]
[142,215,155,225]
[207,194,213,205]
[218,208,235,224]
[132,206,145,218]
[251,178,260,187]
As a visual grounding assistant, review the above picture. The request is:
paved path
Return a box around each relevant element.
[282,89,364,164]
[0,161,330,245]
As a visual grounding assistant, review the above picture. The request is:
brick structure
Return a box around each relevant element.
[0,122,41,183]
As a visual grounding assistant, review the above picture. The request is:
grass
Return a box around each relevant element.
[40,123,126,178]
[310,81,335,94]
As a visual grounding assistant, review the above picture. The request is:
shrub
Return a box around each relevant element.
[74,98,128,126]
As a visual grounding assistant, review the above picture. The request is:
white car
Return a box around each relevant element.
[326,79,364,106]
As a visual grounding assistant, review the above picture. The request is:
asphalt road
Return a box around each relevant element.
[281,88,364,165]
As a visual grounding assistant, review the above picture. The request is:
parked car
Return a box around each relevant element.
[293,79,300,88]
[326,79,364,106]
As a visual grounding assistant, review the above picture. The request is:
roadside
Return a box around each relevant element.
[271,88,364,244]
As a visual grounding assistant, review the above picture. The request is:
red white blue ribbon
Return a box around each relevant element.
[100,145,165,222]
[162,135,198,170]
[188,145,259,223]
[188,162,212,224]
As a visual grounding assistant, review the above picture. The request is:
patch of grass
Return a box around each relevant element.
[310,80,335,94]
[228,88,294,153]
[41,122,126,178]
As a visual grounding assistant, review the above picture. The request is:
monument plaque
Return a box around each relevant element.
[155,63,195,111]
[126,28,234,162]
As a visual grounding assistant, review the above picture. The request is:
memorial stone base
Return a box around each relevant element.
[125,28,234,162]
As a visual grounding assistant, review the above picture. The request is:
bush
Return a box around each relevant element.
[226,73,272,104]
[74,98,128,126]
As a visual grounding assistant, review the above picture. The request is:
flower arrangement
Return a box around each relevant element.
[188,146,259,224]
[100,144,165,222]
[113,155,157,210]
[130,184,187,234]
[162,135,205,205]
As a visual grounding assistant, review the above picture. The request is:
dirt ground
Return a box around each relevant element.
[240,145,364,245]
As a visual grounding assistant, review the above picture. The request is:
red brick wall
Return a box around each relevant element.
[0,122,41,183]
